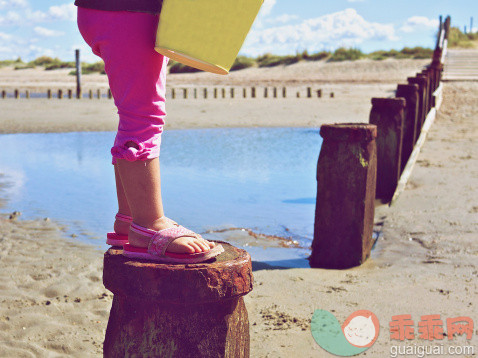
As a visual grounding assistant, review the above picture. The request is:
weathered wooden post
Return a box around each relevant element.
[1,90,5,99]
[407,77,427,137]
[243,88,246,98]
[221,88,225,98]
[203,88,208,99]
[58,89,63,99]
[310,123,377,269]
[214,88,218,98]
[330,92,335,98]
[75,49,81,99]
[68,89,73,99]
[108,89,112,99]
[317,89,322,98]
[14,89,19,99]
[97,89,101,99]
[396,84,419,173]
[194,88,197,99]
[183,88,188,99]
[307,87,312,98]
[417,72,430,115]
[282,87,286,98]
[369,98,405,203]
[89,89,93,99]
[264,87,268,98]
[296,91,300,98]
[230,88,234,99]
[47,89,52,99]
[251,87,256,98]
[103,243,253,357]
[25,90,29,99]
[273,87,277,98]
[172,88,176,99]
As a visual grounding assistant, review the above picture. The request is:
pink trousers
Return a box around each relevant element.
[77,7,168,163]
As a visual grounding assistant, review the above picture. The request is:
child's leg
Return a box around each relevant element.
[113,163,131,236]
[78,8,214,253]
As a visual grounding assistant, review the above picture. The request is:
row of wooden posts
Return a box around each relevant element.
[309,15,450,270]
[1,87,334,99]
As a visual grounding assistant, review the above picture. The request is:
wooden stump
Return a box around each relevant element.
[369,98,406,203]
[407,77,427,136]
[310,123,377,269]
[103,242,253,358]
[396,84,419,173]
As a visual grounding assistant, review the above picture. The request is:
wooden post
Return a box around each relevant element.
[230,88,235,98]
[194,88,197,99]
[97,89,101,99]
[296,91,300,98]
[330,92,335,98]
[282,87,286,98]
[75,49,81,99]
[317,89,322,98]
[203,88,207,99]
[214,88,218,98]
[310,124,377,269]
[14,89,19,99]
[243,88,246,98]
[273,87,277,98]
[58,89,62,99]
[307,87,312,98]
[108,89,112,99]
[222,88,225,98]
[407,77,427,136]
[369,98,406,203]
[251,87,256,98]
[89,89,93,99]
[1,90,5,99]
[68,89,73,99]
[103,244,253,357]
[183,88,188,99]
[25,90,29,99]
[47,89,51,99]
[172,88,176,99]
[396,84,419,173]
[264,87,268,98]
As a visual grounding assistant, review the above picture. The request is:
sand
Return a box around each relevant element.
[0,60,477,357]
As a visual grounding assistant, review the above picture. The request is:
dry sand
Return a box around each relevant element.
[0,60,477,357]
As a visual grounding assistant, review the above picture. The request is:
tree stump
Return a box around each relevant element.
[103,242,253,358]
[310,123,377,269]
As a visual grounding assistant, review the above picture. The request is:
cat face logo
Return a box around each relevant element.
[311,310,380,356]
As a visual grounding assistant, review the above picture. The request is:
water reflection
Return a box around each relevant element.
[0,128,322,267]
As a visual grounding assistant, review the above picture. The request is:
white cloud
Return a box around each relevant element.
[0,0,28,10]
[0,10,22,26]
[267,14,299,25]
[0,2,76,25]
[34,26,65,37]
[243,8,397,56]
[47,3,76,21]
[400,16,439,33]
[259,0,276,17]
[0,32,12,40]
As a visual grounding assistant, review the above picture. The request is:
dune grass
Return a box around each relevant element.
[448,27,478,48]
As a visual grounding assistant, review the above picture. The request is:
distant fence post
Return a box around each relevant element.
[396,84,420,173]
[75,49,81,99]
[307,87,312,98]
[203,88,207,99]
[282,87,286,98]
[369,98,406,203]
[1,90,5,99]
[251,87,256,98]
[310,123,377,269]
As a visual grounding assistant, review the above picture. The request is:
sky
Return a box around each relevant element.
[0,0,476,63]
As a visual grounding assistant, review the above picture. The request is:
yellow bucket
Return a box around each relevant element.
[155,0,264,75]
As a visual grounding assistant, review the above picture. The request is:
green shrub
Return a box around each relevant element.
[448,27,478,48]
[169,62,201,73]
[0,57,23,67]
[303,50,330,61]
[29,56,58,66]
[398,47,433,59]
[14,64,35,70]
[45,61,75,70]
[230,56,255,71]
[329,47,363,62]
[257,53,302,67]
[82,61,105,74]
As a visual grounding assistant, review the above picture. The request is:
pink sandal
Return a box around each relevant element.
[122,222,224,263]
[106,213,132,247]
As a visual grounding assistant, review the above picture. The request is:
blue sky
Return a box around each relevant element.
[0,0,476,62]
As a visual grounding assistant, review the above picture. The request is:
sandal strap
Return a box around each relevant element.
[115,213,133,223]
[148,226,198,256]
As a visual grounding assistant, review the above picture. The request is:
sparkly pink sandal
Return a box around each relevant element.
[106,213,132,247]
[122,221,224,263]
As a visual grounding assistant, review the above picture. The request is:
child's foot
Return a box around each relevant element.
[128,216,216,254]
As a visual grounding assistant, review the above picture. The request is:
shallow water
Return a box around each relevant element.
[0,128,322,268]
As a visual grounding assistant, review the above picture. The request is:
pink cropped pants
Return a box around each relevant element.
[77,7,168,163]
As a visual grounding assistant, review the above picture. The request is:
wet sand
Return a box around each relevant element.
[0,60,477,357]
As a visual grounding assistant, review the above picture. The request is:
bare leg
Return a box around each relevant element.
[113,164,131,236]
[115,156,215,254]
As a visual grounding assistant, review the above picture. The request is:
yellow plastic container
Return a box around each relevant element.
[155,0,264,75]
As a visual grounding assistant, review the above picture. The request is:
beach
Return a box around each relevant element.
[0,60,477,357]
